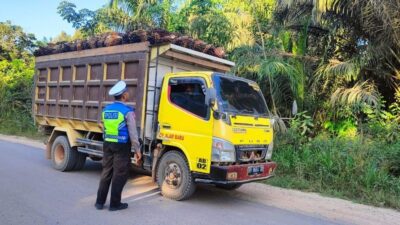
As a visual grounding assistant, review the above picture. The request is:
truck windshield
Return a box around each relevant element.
[212,74,269,117]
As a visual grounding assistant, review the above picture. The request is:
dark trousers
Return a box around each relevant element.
[96,142,131,207]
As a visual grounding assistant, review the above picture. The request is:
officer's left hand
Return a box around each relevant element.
[135,150,142,161]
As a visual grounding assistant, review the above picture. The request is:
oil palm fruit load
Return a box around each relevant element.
[34,29,226,58]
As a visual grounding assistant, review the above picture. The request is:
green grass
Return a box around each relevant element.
[265,175,399,209]
[0,117,44,140]
[264,132,400,210]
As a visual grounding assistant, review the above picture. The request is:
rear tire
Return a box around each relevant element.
[156,151,196,200]
[51,135,77,172]
[73,149,86,171]
[215,184,242,190]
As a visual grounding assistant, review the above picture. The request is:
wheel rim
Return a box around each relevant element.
[164,162,182,189]
[54,144,65,164]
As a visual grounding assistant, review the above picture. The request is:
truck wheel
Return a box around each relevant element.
[216,184,242,190]
[156,151,196,200]
[73,149,86,171]
[51,136,77,172]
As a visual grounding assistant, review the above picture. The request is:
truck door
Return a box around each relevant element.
[158,75,213,174]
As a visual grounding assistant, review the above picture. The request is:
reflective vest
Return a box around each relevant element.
[102,102,134,143]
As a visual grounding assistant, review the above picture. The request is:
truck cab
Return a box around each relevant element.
[154,72,276,199]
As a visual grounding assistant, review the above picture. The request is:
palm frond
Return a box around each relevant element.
[276,0,334,25]
[259,58,301,94]
[388,48,400,81]
[331,0,400,49]
[271,74,295,114]
[258,58,304,113]
[230,45,263,73]
[330,81,380,109]
[314,59,360,91]
[272,115,288,133]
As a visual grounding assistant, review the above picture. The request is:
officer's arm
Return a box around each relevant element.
[126,112,140,151]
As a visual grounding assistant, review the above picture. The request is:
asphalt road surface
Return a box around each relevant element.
[0,139,398,225]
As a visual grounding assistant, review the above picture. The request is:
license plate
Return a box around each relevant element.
[248,165,264,176]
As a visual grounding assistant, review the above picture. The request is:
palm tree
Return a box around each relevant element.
[107,0,172,30]
[276,0,399,114]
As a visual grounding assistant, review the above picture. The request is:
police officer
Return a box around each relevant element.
[95,81,141,211]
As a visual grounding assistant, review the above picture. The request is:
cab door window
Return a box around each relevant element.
[169,78,208,119]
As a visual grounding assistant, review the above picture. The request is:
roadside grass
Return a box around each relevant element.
[265,132,400,210]
[266,175,400,210]
[0,117,44,140]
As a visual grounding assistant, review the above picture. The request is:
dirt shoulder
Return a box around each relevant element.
[0,134,45,149]
[232,183,400,225]
[1,134,399,225]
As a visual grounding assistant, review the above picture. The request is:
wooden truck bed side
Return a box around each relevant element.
[33,42,149,139]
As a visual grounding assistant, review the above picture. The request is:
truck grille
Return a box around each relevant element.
[235,145,267,162]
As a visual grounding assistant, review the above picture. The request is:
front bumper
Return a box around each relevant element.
[195,161,277,185]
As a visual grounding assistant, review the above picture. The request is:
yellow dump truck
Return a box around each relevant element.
[33,41,277,200]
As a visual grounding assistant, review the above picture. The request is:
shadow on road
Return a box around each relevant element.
[190,184,243,205]
[77,158,245,206]
[82,160,103,171]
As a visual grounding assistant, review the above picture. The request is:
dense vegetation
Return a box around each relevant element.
[1,0,399,209]
[267,114,400,209]
[0,21,39,137]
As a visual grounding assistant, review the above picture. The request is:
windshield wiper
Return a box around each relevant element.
[239,109,254,114]
[237,109,270,118]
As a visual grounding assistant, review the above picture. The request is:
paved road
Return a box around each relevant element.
[0,140,345,225]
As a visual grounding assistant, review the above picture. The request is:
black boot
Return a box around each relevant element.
[94,203,104,210]
[109,203,128,211]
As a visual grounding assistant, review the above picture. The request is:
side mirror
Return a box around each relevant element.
[292,100,298,116]
[205,88,217,107]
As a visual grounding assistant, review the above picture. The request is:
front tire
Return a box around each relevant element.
[156,151,196,200]
[51,135,77,172]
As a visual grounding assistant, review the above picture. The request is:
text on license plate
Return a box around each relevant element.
[248,165,264,176]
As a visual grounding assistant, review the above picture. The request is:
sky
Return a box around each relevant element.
[0,0,107,40]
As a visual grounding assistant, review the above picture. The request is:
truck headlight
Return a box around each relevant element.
[211,137,235,162]
[265,141,274,160]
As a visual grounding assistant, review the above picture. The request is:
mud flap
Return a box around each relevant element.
[45,143,51,159]
[151,144,162,182]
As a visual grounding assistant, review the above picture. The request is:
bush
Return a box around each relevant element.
[268,128,400,209]
[0,59,38,137]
